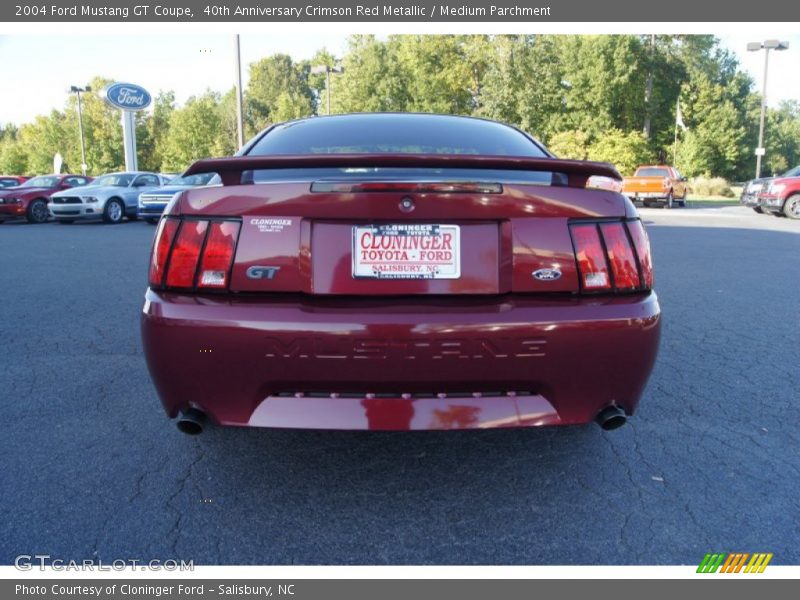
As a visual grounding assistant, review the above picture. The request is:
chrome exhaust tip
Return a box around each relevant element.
[176,408,207,435]
[595,405,627,431]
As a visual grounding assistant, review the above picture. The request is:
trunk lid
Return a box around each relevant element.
[175,154,627,296]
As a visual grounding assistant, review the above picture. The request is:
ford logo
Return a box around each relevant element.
[532,268,562,281]
[102,82,152,111]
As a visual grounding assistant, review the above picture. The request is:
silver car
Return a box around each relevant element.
[49,171,169,224]
[138,172,221,224]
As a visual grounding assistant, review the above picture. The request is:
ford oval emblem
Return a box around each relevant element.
[102,82,152,111]
[532,268,562,281]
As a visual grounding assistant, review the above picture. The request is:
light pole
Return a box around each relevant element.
[69,85,91,176]
[233,35,244,148]
[311,64,344,115]
[747,40,789,179]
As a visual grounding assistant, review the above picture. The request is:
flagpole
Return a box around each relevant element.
[673,99,679,165]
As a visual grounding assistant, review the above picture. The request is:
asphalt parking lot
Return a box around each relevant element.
[1,205,798,566]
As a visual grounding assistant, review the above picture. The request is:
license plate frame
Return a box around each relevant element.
[352,224,461,280]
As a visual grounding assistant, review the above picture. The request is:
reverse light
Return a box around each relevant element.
[198,221,240,288]
[599,222,639,290]
[570,223,611,290]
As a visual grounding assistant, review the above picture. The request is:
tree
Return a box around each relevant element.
[588,129,654,175]
[676,73,749,179]
[2,36,792,182]
[17,112,71,174]
[391,35,474,114]
[138,90,175,172]
[0,125,29,174]
[555,36,649,138]
[763,101,800,176]
[246,54,313,131]
[547,130,590,160]
[329,35,408,113]
[216,88,241,156]
[160,91,224,172]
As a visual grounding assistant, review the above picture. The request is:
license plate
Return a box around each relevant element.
[352,224,461,279]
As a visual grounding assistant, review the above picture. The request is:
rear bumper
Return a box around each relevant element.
[141,290,661,431]
[627,191,668,200]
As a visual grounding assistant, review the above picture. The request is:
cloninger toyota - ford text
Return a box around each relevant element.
[141,113,661,434]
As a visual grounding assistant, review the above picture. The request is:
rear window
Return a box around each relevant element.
[636,167,670,177]
[246,115,547,157]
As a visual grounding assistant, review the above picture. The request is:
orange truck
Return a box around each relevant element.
[622,165,688,208]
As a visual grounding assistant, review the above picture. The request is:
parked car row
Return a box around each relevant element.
[49,172,169,224]
[0,170,217,224]
[740,166,800,219]
[0,174,93,223]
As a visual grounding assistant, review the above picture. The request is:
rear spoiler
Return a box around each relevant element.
[183,154,622,188]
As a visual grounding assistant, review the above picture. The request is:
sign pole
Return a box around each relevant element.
[121,110,138,171]
[234,35,245,149]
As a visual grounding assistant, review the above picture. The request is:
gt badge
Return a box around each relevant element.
[246,266,281,280]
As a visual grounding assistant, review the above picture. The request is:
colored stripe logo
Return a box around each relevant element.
[697,552,773,573]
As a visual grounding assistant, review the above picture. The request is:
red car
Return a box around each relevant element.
[0,174,92,224]
[758,175,800,219]
[0,175,29,189]
[141,114,661,434]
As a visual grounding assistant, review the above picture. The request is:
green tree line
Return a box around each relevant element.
[1,35,798,180]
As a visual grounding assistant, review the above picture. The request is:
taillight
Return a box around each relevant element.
[166,220,208,288]
[198,221,240,288]
[149,217,241,291]
[626,219,654,289]
[570,223,611,291]
[149,218,178,287]
[599,222,639,290]
[569,219,654,293]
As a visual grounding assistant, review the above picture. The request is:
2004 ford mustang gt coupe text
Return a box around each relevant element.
[141,113,661,434]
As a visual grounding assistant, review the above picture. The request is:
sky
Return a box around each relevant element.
[0,33,798,127]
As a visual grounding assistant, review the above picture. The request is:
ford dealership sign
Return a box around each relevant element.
[102,82,151,111]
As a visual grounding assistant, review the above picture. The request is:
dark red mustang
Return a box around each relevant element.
[0,174,91,223]
[141,113,661,434]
